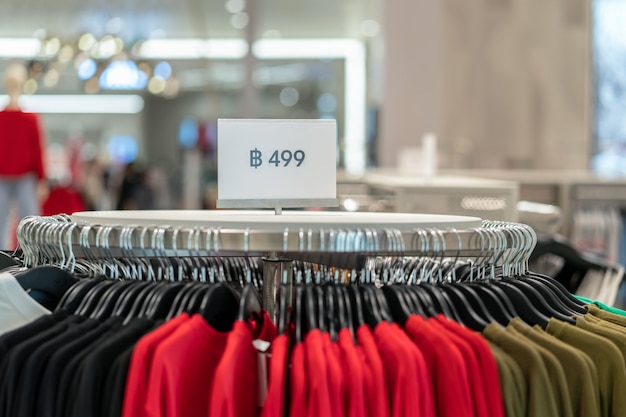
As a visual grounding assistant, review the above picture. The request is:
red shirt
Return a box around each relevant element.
[289,342,307,417]
[435,316,505,417]
[356,325,389,417]
[389,322,436,417]
[209,320,260,417]
[303,329,333,417]
[145,314,229,417]
[322,331,345,417]
[253,311,277,343]
[429,318,489,417]
[260,334,289,417]
[373,322,422,417]
[404,315,474,417]
[337,328,366,417]
[122,314,190,417]
[0,109,45,179]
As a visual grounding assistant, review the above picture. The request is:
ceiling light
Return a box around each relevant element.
[154,62,172,80]
[77,59,97,80]
[78,34,96,52]
[0,38,40,58]
[148,77,166,95]
[43,38,61,57]
[0,94,145,114]
[137,39,248,59]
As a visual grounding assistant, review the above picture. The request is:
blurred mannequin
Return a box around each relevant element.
[0,63,47,249]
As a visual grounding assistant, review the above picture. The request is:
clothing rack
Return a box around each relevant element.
[16,210,537,321]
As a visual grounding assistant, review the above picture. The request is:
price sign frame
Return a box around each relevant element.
[216,119,338,210]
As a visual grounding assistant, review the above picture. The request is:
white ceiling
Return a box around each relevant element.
[0,0,381,39]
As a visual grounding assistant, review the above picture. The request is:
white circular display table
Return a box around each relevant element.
[71,210,482,231]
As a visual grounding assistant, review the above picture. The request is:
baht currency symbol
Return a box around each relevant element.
[250,148,262,169]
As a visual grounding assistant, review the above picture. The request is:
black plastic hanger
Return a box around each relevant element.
[450,282,510,326]
[165,283,194,320]
[58,277,104,313]
[492,282,550,327]
[358,285,383,328]
[346,285,365,329]
[414,283,452,318]
[324,285,339,340]
[435,285,490,331]
[277,284,290,335]
[401,285,422,314]
[295,285,306,343]
[468,282,516,324]
[137,282,168,318]
[375,286,394,322]
[525,272,587,313]
[91,280,135,320]
[176,282,205,315]
[338,285,356,339]
[237,284,263,330]
[381,285,412,325]
[112,281,151,317]
[512,273,582,316]
[147,283,185,320]
[185,285,212,315]
[314,285,327,334]
[75,280,116,317]
[499,278,576,323]
[122,283,162,324]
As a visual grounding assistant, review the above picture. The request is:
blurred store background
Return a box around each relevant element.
[4,0,626,290]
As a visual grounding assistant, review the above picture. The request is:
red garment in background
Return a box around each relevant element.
[8,186,86,249]
[0,109,45,180]
[42,186,86,216]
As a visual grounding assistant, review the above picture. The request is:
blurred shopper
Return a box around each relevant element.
[0,63,47,249]
[116,162,153,210]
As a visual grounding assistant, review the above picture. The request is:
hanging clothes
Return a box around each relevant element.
[0,272,50,335]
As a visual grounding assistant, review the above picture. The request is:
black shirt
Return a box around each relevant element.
[38,316,124,417]
[70,318,155,417]
[14,318,101,417]
[102,345,135,417]
[0,310,66,357]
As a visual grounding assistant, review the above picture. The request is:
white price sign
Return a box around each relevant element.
[217,119,338,209]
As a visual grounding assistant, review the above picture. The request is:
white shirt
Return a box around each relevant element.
[0,272,50,336]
